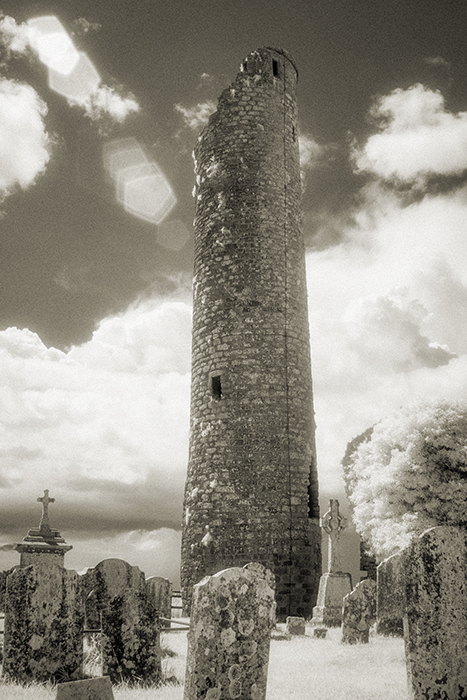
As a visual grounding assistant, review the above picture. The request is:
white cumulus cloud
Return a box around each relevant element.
[353,84,467,183]
[0,78,52,197]
[175,100,216,131]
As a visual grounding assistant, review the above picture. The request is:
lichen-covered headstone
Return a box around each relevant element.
[286,617,306,636]
[56,676,114,699]
[184,562,276,700]
[403,526,467,700]
[80,558,161,684]
[3,562,84,683]
[146,576,172,628]
[376,552,404,636]
[342,578,376,644]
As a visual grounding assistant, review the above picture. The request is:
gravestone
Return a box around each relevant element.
[376,552,404,636]
[147,575,172,628]
[14,490,72,568]
[56,676,114,699]
[286,616,306,636]
[311,500,352,627]
[403,526,467,699]
[3,562,84,683]
[342,578,376,644]
[81,558,161,684]
[184,562,276,700]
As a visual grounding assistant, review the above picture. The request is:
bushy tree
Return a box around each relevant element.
[342,400,467,559]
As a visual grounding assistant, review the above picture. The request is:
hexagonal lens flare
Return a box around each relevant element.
[48,52,100,103]
[103,139,176,225]
[27,16,79,75]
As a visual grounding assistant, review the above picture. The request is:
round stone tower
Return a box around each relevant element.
[181,47,321,620]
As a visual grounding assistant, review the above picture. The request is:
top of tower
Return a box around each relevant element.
[264,47,299,77]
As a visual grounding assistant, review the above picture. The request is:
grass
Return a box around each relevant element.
[0,625,408,699]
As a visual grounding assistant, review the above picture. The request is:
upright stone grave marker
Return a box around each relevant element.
[147,575,172,628]
[3,562,84,683]
[311,500,352,627]
[56,676,114,700]
[184,562,276,700]
[403,526,467,700]
[81,558,161,684]
[342,578,376,644]
[376,552,404,636]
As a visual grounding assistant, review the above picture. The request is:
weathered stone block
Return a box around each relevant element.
[184,562,275,700]
[311,572,352,627]
[146,576,172,629]
[56,676,114,699]
[313,627,327,639]
[3,562,84,683]
[376,552,404,636]
[81,559,161,684]
[342,578,376,644]
[403,526,467,699]
[286,616,305,635]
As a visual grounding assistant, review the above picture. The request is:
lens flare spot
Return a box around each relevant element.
[48,52,100,103]
[27,16,80,75]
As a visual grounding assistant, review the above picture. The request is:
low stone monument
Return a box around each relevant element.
[376,552,404,636]
[81,558,161,684]
[3,562,84,683]
[184,562,276,700]
[342,578,376,644]
[403,526,467,700]
[311,500,352,627]
[286,616,306,636]
[56,676,114,699]
[147,575,173,628]
[14,489,72,567]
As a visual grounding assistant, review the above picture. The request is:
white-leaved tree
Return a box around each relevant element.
[342,400,467,560]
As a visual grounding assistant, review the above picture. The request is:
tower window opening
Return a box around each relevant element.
[211,375,222,400]
[272,59,279,77]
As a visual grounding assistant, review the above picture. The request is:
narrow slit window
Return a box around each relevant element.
[211,375,222,400]
[272,59,279,77]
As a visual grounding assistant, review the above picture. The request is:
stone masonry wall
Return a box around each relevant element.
[181,47,321,620]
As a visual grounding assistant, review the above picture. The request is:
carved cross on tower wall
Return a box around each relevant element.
[38,489,55,531]
[322,499,347,573]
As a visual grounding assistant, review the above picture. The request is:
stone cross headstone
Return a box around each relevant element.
[342,578,376,644]
[184,562,276,700]
[3,562,84,683]
[38,488,55,530]
[403,526,467,700]
[311,499,352,628]
[376,552,404,636]
[80,558,161,684]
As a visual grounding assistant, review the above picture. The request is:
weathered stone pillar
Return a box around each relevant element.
[146,575,173,628]
[342,578,376,644]
[376,552,404,636]
[80,558,161,684]
[3,562,84,683]
[403,526,467,700]
[184,563,276,700]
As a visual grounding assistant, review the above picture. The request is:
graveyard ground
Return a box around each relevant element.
[0,625,408,699]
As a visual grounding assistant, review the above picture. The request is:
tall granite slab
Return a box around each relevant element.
[403,526,467,700]
[3,562,84,683]
[184,562,276,700]
[342,578,376,644]
[81,558,161,684]
[376,552,404,636]
[146,576,172,629]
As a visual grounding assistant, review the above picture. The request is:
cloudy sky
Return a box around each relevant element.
[1,0,467,584]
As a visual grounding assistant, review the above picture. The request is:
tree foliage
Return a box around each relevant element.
[342,400,467,559]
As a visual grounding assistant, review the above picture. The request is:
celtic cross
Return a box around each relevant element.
[322,499,347,573]
[38,489,55,530]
